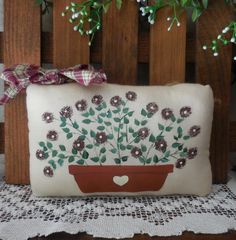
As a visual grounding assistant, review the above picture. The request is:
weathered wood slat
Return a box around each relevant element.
[53,0,89,68]
[102,1,138,84]
[0,32,196,64]
[230,121,236,152]
[150,8,186,85]
[4,0,41,184]
[196,0,233,183]
[0,122,4,154]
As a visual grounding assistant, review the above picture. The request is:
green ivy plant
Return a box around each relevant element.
[35,0,236,57]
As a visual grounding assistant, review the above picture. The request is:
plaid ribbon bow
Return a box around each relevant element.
[0,64,107,105]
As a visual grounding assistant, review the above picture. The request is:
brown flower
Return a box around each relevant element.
[155,139,167,152]
[96,132,107,144]
[75,99,87,111]
[110,96,122,107]
[161,108,173,120]
[146,102,158,114]
[131,147,142,158]
[138,127,150,140]
[43,166,54,178]
[189,126,201,137]
[126,91,137,101]
[180,106,192,118]
[60,106,73,118]
[92,95,103,105]
[175,158,186,169]
[73,138,85,151]
[36,150,46,160]
[188,147,198,159]
[46,130,58,141]
[42,112,54,123]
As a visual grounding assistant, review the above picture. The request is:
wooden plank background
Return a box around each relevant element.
[3,0,41,184]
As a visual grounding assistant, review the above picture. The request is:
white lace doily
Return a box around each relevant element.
[0,182,236,240]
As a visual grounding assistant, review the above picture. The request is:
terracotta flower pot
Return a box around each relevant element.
[69,165,174,193]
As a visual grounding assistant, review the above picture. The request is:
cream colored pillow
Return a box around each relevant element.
[26,83,214,196]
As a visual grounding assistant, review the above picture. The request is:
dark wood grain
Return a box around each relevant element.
[29,231,236,240]
[150,8,186,84]
[0,122,4,154]
[196,0,233,183]
[53,0,89,68]
[4,0,41,184]
[102,1,138,84]
[230,121,236,152]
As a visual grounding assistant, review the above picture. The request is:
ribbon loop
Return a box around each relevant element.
[0,64,107,105]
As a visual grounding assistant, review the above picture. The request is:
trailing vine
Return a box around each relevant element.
[35,0,236,58]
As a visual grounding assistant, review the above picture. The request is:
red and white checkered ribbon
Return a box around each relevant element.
[0,64,107,105]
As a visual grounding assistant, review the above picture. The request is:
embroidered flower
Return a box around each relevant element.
[60,106,73,118]
[42,112,54,123]
[175,158,186,169]
[155,139,167,152]
[138,127,150,140]
[126,91,137,101]
[110,96,122,107]
[96,132,107,144]
[46,130,58,141]
[73,138,85,151]
[188,147,198,159]
[92,95,103,105]
[43,166,54,178]
[180,106,192,118]
[161,108,173,120]
[36,150,46,160]
[131,147,142,158]
[146,102,158,114]
[189,126,201,137]
[75,99,87,111]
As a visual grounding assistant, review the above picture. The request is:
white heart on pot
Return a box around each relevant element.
[113,176,129,186]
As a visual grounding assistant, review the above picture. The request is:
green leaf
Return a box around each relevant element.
[59,145,66,151]
[43,146,48,152]
[174,136,179,141]
[118,136,124,143]
[177,127,183,138]
[180,152,188,157]
[165,126,173,132]
[177,118,184,124]
[114,117,120,123]
[63,128,70,133]
[82,112,90,117]
[91,157,99,162]
[103,1,112,13]
[83,119,92,124]
[100,147,106,154]
[192,8,202,22]
[82,128,88,135]
[172,143,180,148]
[67,132,73,139]
[90,130,96,138]
[107,134,114,140]
[48,160,56,169]
[126,145,132,150]
[60,117,66,122]
[112,109,120,114]
[82,150,89,159]
[141,109,147,117]
[161,158,169,163]
[97,116,103,123]
[120,144,126,151]
[86,144,93,149]
[47,142,53,149]
[141,144,147,152]
[153,155,159,163]
[44,152,49,159]
[60,122,66,127]
[39,141,45,147]
[183,135,190,140]
[124,117,129,124]
[146,157,152,164]
[100,155,106,163]
[141,120,148,126]
[97,126,105,131]
[149,134,155,143]
[127,111,134,117]
[114,158,121,164]
[77,160,85,165]
[121,156,128,162]
[110,148,117,154]
[100,112,106,117]
[123,107,129,114]
[178,144,183,151]
[129,127,134,133]
[89,107,95,116]
[164,150,170,158]
[114,126,119,132]
[106,111,112,118]
[115,0,122,9]
[158,123,164,131]
[68,156,75,163]
[134,119,140,126]
[52,150,58,157]
[72,148,78,155]
[202,0,208,8]
[134,137,140,143]
[72,121,79,129]
[171,115,176,122]
[58,159,64,166]
[58,153,65,159]
[138,157,145,164]
[104,121,112,126]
